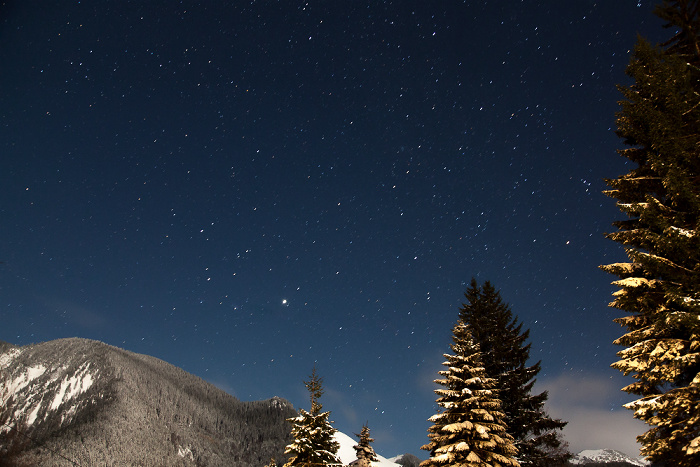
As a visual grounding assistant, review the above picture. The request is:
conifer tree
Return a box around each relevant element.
[284,367,341,467]
[601,1,700,463]
[421,321,519,467]
[460,279,570,466]
[352,423,379,466]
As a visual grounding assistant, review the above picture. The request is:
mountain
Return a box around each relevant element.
[0,338,408,466]
[388,453,421,467]
[571,449,649,466]
[0,337,296,465]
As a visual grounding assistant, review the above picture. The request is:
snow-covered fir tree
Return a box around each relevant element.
[421,321,519,467]
[351,423,379,467]
[601,1,700,464]
[460,279,570,466]
[284,367,341,467]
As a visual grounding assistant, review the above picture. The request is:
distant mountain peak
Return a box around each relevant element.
[269,395,294,410]
[572,448,648,466]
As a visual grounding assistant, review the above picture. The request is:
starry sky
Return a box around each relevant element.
[1,0,671,459]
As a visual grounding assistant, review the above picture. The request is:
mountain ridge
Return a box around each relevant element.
[1,337,296,465]
[570,448,648,466]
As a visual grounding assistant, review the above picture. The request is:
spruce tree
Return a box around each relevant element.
[460,279,570,466]
[421,321,519,467]
[284,367,341,467]
[352,423,379,466]
[601,1,700,463]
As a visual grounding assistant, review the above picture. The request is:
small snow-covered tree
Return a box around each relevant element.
[421,321,519,467]
[284,367,341,467]
[460,279,570,466]
[351,423,379,466]
[601,0,700,464]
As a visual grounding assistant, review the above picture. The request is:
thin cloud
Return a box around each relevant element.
[537,372,647,459]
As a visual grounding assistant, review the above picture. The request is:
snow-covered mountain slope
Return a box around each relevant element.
[0,338,296,465]
[335,430,400,466]
[0,339,108,435]
[572,449,648,466]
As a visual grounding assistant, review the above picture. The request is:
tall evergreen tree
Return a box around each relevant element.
[421,321,519,467]
[601,1,700,463]
[284,367,341,467]
[460,279,570,466]
[351,423,379,467]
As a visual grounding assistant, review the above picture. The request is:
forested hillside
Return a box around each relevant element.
[0,338,295,465]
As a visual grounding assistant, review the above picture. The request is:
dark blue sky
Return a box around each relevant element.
[1,0,668,459]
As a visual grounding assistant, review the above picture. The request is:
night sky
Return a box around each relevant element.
[1,1,670,459]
